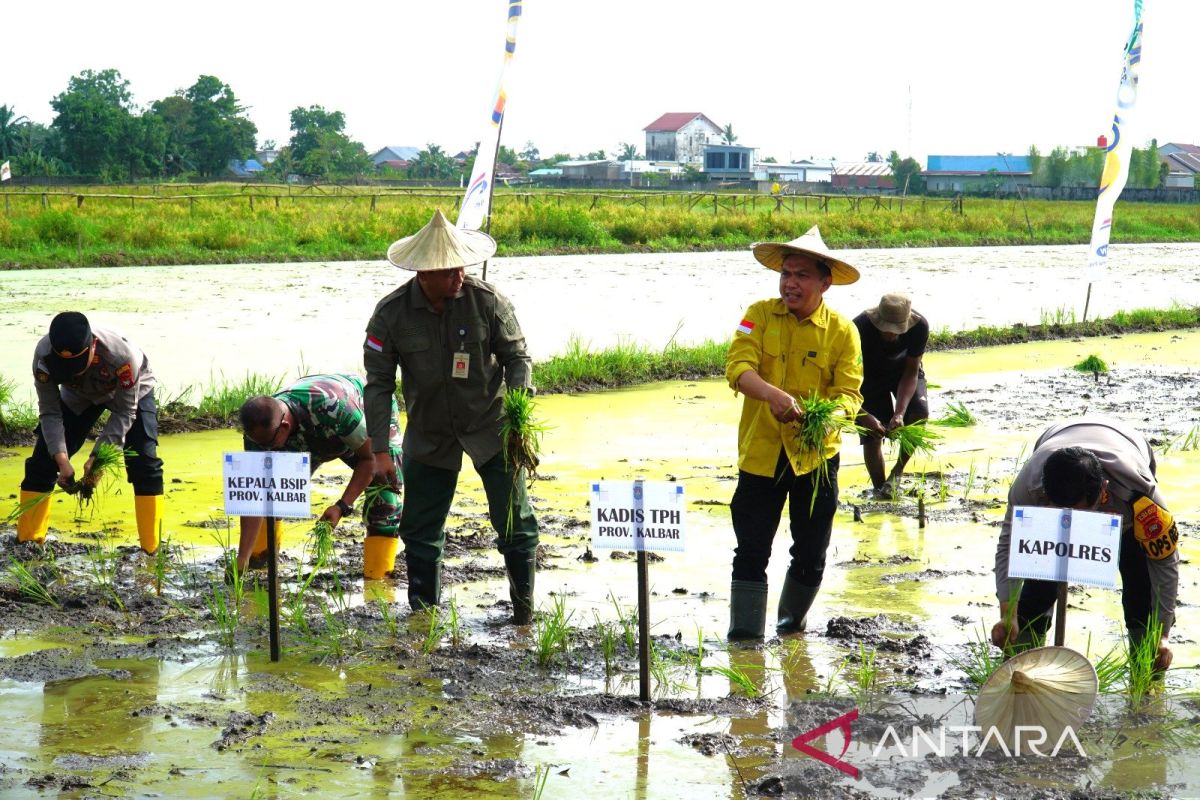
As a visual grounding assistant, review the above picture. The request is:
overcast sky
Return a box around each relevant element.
[3,1,1196,163]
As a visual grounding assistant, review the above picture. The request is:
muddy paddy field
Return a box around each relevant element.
[2,330,1200,798]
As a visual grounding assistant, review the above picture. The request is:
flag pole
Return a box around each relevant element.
[481,111,506,283]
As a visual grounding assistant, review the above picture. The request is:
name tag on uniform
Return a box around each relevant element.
[452,352,470,379]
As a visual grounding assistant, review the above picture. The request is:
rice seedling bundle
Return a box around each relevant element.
[76,442,135,501]
[888,421,943,458]
[500,388,544,478]
[1073,354,1109,374]
[931,400,976,427]
[794,393,866,512]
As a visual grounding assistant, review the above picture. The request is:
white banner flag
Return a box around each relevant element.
[0,161,11,182]
[457,0,521,233]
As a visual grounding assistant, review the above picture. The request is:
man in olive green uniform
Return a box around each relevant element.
[18,312,164,553]
[363,210,539,623]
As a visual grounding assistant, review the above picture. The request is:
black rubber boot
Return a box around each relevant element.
[776,573,820,634]
[504,550,537,625]
[727,580,768,640]
[406,554,441,611]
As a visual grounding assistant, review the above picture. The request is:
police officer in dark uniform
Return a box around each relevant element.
[18,312,164,553]
[363,210,539,623]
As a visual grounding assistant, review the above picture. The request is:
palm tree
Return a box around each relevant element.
[722,124,737,145]
[0,105,30,160]
[617,142,640,161]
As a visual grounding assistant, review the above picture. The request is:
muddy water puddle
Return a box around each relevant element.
[2,331,1200,797]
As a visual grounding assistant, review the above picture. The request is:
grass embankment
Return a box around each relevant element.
[1,185,1198,269]
[1,306,1196,444]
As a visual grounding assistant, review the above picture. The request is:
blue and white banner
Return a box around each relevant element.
[457,0,521,233]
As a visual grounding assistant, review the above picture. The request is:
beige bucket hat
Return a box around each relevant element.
[751,226,860,285]
[386,209,497,271]
[974,646,1098,753]
[866,293,917,334]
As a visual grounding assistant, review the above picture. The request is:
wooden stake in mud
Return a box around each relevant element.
[1054,582,1068,647]
[917,496,926,529]
[266,517,281,661]
[637,548,651,702]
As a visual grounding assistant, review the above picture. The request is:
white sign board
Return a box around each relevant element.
[223,452,313,519]
[590,480,686,553]
[1007,505,1121,589]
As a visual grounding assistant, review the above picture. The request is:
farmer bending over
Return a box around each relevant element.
[725,226,863,639]
[992,417,1178,672]
[363,210,539,624]
[234,374,403,579]
[853,293,930,499]
[17,312,164,553]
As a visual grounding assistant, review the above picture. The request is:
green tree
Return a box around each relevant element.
[886,150,924,194]
[182,75,257,176]
[576,149,606,160]
[761,156,778,163]
[1042,146,1069,188]
[865,151,882,163]
[544,152,571,165]
[519,140,540,162]
[616,142,640,161]
[722,123,737,145]
[408,144,458,179]
[295,129,371,178]
[1027,145,1041,182]
[287,105,347,165]
[0,105,30,159]
[150,94,194,173]
[50,68,138,175]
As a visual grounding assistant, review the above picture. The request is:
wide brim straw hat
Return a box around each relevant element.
[751,225,860,285]
[386,209,497,271]
[974,646,1098,753]
[866,293,917,335]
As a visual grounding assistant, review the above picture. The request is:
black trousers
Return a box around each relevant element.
[730,449,839,585]
[1017,522,1155,640]
[22,392,164,495]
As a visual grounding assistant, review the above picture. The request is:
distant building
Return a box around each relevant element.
[528,167,563,177]
[1159,143,1200,189]
[922,155,1031,192]
[369,146,421,166]
[228,159,264,178]
[702,144,756,179]
[758,159,833,183]
[832,162,895,190]
[643,113,723,164]
[256,148,280,165]
[557,160,621,180]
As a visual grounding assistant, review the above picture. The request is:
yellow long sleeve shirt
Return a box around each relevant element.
[725,299,863,478]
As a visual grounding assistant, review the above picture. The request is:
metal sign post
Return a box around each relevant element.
[223,451,312,662]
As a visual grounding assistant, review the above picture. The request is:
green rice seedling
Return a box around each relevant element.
[361,483,387,519]
[195,372,284,421]
[694,626,707,673]
[206,580,240,648]
[1085,633,1128,695]
[888,421,943,458]
[937,464,950,503]
[609,592,638,655]
[594,614,618,678]
[1073,354,1109,375]
[420,605,450,654]
[1126,608,1165,709]
[953,628,1007,688]
[1163,424,1200,453]
[794,392,866,512]
[250,584,270,617]
[377,595,400,638]
[499,387,546,535]
[703,661,760,698]
[6,557,61,608]
[151,524,172,597]
[308,519,336,567]
[532,764,550,800]
[963,460,978,500]
[848,642,880,696]
[85,537,124,611]
[932,400,976,427]
[4,489,59,525]
[533,593,574,667]
[0,374,38,433]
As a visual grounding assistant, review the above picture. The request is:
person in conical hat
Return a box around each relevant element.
[363,210,539,624]
[724,226,863,640]
[852,293,930,499]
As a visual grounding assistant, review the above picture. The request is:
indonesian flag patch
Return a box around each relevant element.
[366,334,384,352]
[736,319,755,335]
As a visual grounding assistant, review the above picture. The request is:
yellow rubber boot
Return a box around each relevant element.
[248,519,285,568]
[16,490,52,543]
[134,495,163,554]
[363,536,399,580]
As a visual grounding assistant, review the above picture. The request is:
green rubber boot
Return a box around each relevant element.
[406,554,442,611]
[727,580,768,640]
[504,550,536,625]
[776,573,820,634]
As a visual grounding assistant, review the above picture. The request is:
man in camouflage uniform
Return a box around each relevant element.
[234,373,403,579]
[364,210,539,623]
[18,312,164,553]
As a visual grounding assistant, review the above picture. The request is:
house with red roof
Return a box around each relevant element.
[643,113,723,164]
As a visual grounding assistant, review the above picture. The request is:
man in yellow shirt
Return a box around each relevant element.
[725,226,863,639]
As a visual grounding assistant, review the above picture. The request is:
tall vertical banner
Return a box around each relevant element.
[1086,0,1144,282]
[457,0,522,233]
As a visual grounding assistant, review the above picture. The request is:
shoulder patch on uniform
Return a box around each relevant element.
[36,370,50,383]
[116,362,135,389]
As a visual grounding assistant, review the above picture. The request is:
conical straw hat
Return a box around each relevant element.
[386,209,497,271]
[974,646,1098,753]
[750,225,860,285]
